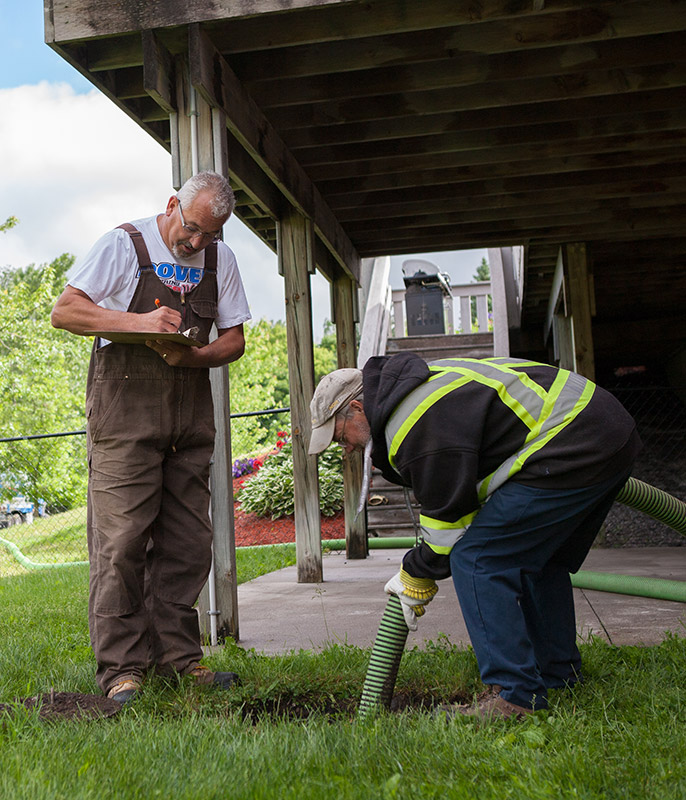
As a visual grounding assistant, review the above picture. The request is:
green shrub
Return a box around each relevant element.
[238,441,344,519]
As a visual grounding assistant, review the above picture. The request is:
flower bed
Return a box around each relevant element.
[232,477,345,546]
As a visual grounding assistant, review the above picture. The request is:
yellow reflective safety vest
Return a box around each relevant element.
[378,356,601,555]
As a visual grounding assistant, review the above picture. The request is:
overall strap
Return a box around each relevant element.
[204,241,218,273]
[117,223,154,271]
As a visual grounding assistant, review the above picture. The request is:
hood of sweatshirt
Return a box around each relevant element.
[362,352,430,479]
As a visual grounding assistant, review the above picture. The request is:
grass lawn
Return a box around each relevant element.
[1,560,685,799]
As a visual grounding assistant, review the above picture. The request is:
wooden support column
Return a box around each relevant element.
[279,207,322,583]
[333,273,367,559]
[152,42,238,640]
[549,243,596,380]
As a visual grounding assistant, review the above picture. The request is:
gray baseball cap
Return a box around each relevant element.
[308,368,363,454]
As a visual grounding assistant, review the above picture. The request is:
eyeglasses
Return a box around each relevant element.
[334,413,350,448]
[177,199,222,243]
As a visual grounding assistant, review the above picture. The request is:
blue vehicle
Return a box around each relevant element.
[1,495,46,525]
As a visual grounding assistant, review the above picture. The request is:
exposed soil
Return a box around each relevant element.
[0,692,121,722]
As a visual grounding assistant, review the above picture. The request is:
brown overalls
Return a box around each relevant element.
[86,223,219,694]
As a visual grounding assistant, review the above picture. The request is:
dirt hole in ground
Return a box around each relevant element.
[1,690,471,722]
[0,692,121,722]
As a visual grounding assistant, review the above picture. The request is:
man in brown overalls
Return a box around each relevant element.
[51,172,251,704]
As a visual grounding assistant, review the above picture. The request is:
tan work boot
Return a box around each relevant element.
[106,678,142,706]
[187,664,240,690]
[435,692,532,722]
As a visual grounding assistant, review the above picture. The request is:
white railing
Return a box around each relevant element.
[391,281,492,338]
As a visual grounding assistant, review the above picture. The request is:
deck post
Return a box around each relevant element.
[279,207,323,582]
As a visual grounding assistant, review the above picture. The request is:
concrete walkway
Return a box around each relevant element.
[232,547,686,655]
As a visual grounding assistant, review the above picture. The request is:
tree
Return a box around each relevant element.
[0,254,92,510]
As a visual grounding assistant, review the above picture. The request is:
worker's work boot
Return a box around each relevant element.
[106,678,142,706]
[435,692,532,722]
[187,664,240,689]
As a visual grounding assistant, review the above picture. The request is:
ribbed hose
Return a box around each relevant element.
[357,594,409,719]
[616,477,686,536]
[356,476,686,718]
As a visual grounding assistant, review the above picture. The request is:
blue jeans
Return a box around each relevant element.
[449,469,632,709]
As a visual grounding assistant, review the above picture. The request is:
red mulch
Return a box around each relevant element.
[232,477,345,547]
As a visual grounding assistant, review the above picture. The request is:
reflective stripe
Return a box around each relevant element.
[386,371,472,468]
[477,370,595,500]
[419,510,479,552]
[429,358,548,430]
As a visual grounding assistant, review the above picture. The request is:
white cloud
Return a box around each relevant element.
[0,82,332,335]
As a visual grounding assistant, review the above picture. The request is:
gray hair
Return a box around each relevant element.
[176,171,236,219]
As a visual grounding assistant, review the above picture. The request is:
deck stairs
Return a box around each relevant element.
[366,331,493,539]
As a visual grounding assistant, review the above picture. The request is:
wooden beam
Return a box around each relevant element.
[142,31,176,113]
[294,107,686,169]
[267,61,686,132]
[282,87,686,149]
[244,31,686,103]
[335,174,686,221]
[217,0,684,57]
[332,275,367,559]
[317,147,686,197]
[188,24,359,281]
[47,0,357,42]
[279,207,322,583]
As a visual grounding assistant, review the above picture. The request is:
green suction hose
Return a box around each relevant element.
[357,594,409,719]
[616,477,686,536]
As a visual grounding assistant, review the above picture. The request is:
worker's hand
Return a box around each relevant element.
[384,568,438,631]
[145,339,201,367]
[138,305,183,333]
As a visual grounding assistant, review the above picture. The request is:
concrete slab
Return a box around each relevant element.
[230,547,685,655]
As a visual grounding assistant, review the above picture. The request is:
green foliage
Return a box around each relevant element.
[0,255,91,510]
[239,441,344,518]
[229,317,340,458]
[0,216,18,234]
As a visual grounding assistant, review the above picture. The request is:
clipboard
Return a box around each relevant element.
[85,331,204,347]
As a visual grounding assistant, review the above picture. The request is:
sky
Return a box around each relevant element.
[0,3,487,341]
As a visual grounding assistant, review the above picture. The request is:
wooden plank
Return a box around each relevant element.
[142,30,176,113]
[244,31,685,103]
[488,248,510,357]
[47,0,357,42]
[332,275,367,559]
[267,62,686,131]
[282,87,686,149]
[279,207,322,583]
[317,147,686,197]
[294,107,686,168]
[342,191,686,235]
[188,24,360,281]
[216,0,685,56]
[564,242,596,380]
[205,359,239,641]
[545,247,567,343]
[335,175,686,221]
[327,160,686,212]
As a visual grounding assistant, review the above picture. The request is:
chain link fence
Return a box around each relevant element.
[1,385,684,576]
[600,383,686,547]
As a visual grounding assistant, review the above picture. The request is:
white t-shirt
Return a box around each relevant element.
[67,215,251,330]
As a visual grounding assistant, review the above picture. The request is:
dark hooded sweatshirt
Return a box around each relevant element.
[362,353,641,580]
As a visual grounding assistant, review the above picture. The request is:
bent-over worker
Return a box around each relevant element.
[308,353,640,720]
